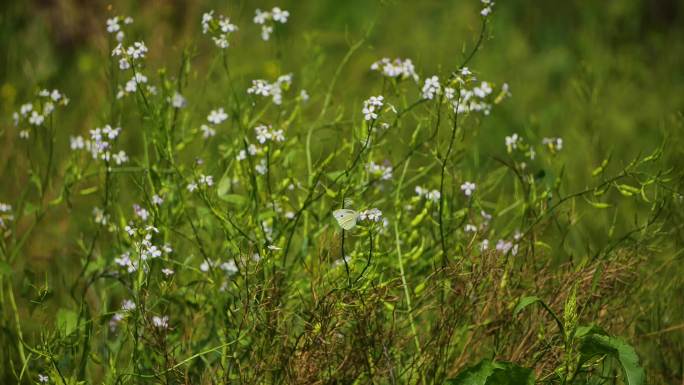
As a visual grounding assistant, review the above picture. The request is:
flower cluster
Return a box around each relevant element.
[247,74,293,105]
[110,25,154,99]
[116,224,172,273]
[187,174,214,192]
[152,315,169,329]
[504,133,536,161]
[460,181,476,197]
[253,7,290,41]
[71,125,128,165]
[201,10,238,49]
[496,239,517,255]
[366,160,393,181]
[199,107,228,138]
[112,41,148,71]
[255,159,268,175]
[118,73,150,99]
[92,207,110,226]
[415,186,441,202]
[453,81,494,115]
[169,91,187,109]
[105,15,133,42]
[466,211,493,239]
[421,76,441,100]
[542,137,563,152]
[234,124,284,174]
[505,133,521,153]
[358,208,383,223]
[370,57,419,82]
[481,0,495,16]
[362,95,384,121]
[109,299,136,331]
[255,124,285,144]
[13,89,69,138]
[133,204,150,222]
[236,143,259,161]
[200,258,238,275]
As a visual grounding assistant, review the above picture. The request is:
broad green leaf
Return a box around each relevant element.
[580,334,645,385]
[446,360,497,385]
[446,359,534,385]
[487,362,535,385]
[56,308,79,336]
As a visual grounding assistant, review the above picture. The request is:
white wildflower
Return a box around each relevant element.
[207,108,228,125]
[542,137,563,152]
[362,95,384,121]
[112,150,128,165]
[152,315,169,329]
[170,91,186,108]
[199,174,213,186]
[370,57,419,82]
[220,260,238,274]
[28,111,44,126]
[152,194,163,206]
[271,7,290,23]
[505,133,520,152]
[421,76,441,100]
[199,124,215,138]
[460,181,476,197]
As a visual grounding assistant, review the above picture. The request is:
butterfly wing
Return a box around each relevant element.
[333,209,358,230]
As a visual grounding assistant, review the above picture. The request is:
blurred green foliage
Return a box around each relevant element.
[1,0,683,383]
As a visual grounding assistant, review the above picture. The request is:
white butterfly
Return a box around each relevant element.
[333,209,359,230]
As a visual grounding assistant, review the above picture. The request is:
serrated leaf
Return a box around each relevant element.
[580,334,645,385]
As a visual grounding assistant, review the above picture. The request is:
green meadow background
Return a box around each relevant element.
[1,0,683,382]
